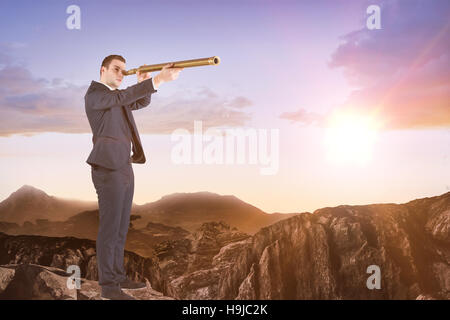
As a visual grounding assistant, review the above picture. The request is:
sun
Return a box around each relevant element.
[324,112,379,166]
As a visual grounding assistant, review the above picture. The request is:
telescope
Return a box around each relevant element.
[123,56,220,76]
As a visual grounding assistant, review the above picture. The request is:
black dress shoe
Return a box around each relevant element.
[119,278,147,289]
[101,288,137,300]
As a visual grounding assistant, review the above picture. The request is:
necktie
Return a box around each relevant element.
[121,105,146,163]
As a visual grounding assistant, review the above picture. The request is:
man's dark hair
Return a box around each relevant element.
[100,54,126,75]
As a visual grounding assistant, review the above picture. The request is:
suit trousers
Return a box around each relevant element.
[91,160,134,290]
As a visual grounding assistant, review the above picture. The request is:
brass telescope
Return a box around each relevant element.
[123,56,220,76]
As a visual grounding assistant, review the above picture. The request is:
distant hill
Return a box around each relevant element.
[132,191,300,234]
[0,185,97,224]
[0,186,299,234]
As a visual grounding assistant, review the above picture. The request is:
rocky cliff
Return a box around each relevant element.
[0,263,173,300]
[234,192,450,299]
[155,192,449,299]
[0,232,168,299]
[0,192,448,300]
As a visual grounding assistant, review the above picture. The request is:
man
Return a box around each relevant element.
[85,55,183,300]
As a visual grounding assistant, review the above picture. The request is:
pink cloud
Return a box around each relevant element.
[327,0,450,130]
[0,51,253,137]
[279,108,325,127]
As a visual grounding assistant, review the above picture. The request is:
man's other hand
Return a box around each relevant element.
[153,63,184,88]
[137,64,152,83]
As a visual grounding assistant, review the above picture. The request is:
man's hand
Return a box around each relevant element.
[137,64,152,83]
[153,63,184,88]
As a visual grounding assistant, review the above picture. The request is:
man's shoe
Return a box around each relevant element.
[101,287,137,300]
[119,278,147,290]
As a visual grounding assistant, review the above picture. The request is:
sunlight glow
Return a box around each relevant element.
[324,112,379,166]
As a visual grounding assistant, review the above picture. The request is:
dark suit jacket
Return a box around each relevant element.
[85,78,157,170]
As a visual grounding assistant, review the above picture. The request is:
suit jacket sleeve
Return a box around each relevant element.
[129,77,159,111]
[129,94,151,111]
[90,77,157,111]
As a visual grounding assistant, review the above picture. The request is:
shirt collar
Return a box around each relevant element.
[95,80,115,91]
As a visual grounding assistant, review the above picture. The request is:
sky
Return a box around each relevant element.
[0,0,449,213]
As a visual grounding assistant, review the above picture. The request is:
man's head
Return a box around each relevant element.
[100,55,126,89]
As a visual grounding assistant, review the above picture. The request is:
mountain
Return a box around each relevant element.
[1,191,448,299]
[0,185,97,224]
[132,191,299,234]
[0,192,450,300]
[0,186,298,235]
[151,191,450,299]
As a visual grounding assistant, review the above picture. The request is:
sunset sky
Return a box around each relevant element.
[0,0,449,214]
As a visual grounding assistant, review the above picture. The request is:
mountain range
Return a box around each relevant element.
[0,185,298,235]
[0,185,448,299]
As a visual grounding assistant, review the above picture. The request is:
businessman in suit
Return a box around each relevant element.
[85,55,183,300]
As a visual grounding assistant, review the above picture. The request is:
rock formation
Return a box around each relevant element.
[0,192,448,300]
[0,264,173,300]
[155,192,449,299]
[0,232,166,296]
